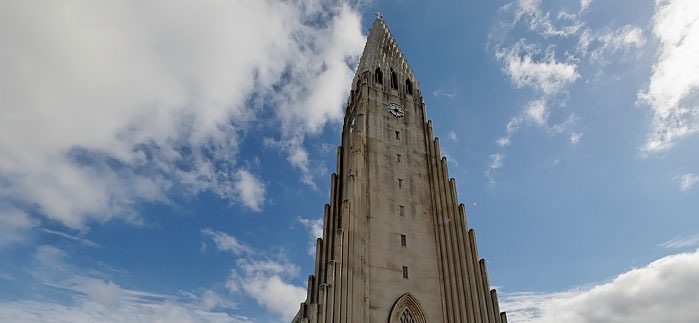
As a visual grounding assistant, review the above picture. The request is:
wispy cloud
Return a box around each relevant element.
[447,131,459,142]
[578,25,647,63]
[675,173,699,191]
[433,89,457,98]
[507,0,583,38]
[201,228,252,256]
[297,217,323,255]
[485,153,505,184]
[41,228,98,248]
[570,132,583,144]
[12,244,249,322]
[490,0,647,182]
[501,249,699,323]
[661,233,699,249]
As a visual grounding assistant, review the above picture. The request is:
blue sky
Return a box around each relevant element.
[1,0,698,322]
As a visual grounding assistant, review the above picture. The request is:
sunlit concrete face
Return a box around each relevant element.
[292,17,508,323]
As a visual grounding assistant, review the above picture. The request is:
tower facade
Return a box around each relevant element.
[292,16,507,323]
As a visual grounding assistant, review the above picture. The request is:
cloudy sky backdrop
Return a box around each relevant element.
[1,0,698,322]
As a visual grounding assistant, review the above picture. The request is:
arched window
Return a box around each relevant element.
[375,67,383,84]
[406,79,413,95]
[390,68,398,90]
[400,310,416,323]
[388,293,427,323]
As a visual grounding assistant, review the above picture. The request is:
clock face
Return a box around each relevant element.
[387,103,405,118]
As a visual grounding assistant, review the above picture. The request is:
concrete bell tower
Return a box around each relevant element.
[292,15,508,323]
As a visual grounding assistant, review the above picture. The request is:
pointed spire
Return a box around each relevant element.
[355,15,417,88]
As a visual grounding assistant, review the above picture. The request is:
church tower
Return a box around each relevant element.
[292,15,508,323]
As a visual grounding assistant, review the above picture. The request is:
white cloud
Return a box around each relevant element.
[201,228,251,256]
[196,289,238,312]
[0,0,364,230]
[639,0,699,154]
[76,279,122,309]
[233,170,265,212]
[226,259,306,321]
[525,99,549,125]
[298,217,323,255]
[0,208,38,247]
[493,37,579,148]
[580,0,593,12]
[675,173,699,191]
[497,137,511,147]
[200,228,307,319]
[502,249,699,323]
[496,42,580,95]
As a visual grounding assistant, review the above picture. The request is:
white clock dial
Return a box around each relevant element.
[387,103,405,118]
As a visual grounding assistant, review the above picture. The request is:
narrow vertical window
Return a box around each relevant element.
[390,68,398,90]
[398,178,403,188]
[395,131,400,140]
[375,67,383,84]
[399,205,405,216]
[396,154,401,162]
[406,79,413,95]
[402,266,409,278]
[401,234,407,246]
[400,310,415,323]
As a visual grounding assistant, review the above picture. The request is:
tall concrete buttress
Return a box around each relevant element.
[292,16,508,323]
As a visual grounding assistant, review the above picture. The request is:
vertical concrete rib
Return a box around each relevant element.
[433,138,459,322]
[480,260,496,323]
[330,145,344,323]
[360,104,370,323]
[324,261,335,323]
[453,203,475,322]
[491,289,503,323]
[460,204,482,322]
[469,230,489,321]
[340,199,351,323]
[332,230,343,322]
[313,239,322,302]
[440,162,467,322]
[321,205,330,283]
[427,131,453,323]
[425,121,450,322]
[346,175,356,323]
[318,284,326,323]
